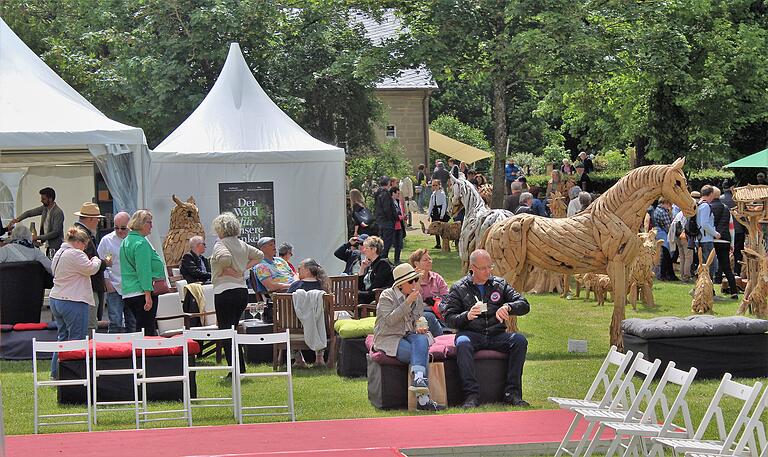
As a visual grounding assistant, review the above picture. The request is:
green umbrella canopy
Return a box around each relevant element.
[724,148,768,168]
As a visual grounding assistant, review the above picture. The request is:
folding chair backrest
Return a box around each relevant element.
[236,330,290,346]
[604,351,647,410]
[183,327,236,341]
[330,275,359,318]
[33,338,89,353]
[730,386,768,457]
[91,330,145,344]
[644,363,697,437]
[692,373,763,451]
[133,337,189,351]
[611,356,662,418]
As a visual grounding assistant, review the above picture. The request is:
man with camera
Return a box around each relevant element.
[334,234,369,275]
[442,249,530,409]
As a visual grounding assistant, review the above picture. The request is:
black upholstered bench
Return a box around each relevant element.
[622,316,768,379]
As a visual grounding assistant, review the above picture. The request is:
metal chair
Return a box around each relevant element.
[91,330,145,428]
[235,330,295,423]
[32,338,91,433]
[183,327,238,421]
[132,337,192,427]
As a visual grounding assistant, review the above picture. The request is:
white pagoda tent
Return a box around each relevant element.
[0,17,148,222]
[150,43,346,270]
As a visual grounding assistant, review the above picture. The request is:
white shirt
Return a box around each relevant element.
[567,197,582,217]
[428,190,447,219]
[97,231,125,295]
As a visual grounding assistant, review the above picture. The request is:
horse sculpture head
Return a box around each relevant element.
[449,174,466,215]
[662,158,696,217]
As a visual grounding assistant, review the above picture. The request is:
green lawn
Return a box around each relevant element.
[1,227,765,438]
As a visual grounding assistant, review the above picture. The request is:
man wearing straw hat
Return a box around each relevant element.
[73,202,107,330]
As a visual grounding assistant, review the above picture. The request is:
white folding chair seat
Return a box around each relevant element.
[549,346,634,411]
[235,330,295,423]
[32,338,92,433]
[558,353,661,456]
[184,327,238,421]
[649,375,764,457]
[91,330,145,427]
[133,337,192,427]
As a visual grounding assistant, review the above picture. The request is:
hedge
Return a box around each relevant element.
[525,168,734,194]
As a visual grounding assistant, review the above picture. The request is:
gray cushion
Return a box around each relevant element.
[622,316,768,339]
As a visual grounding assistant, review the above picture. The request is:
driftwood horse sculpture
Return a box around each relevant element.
[481,159,696,349]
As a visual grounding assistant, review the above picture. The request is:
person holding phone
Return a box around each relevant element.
[334,234,368,275]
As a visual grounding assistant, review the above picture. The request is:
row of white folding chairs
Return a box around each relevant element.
[549,346,768,457]
[32,328,294,433]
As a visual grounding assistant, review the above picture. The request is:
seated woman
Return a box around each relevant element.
[288,258,330,367]
[179,236,211,284]
[373,263,444,411]
[409,249,447,337]
[0,224,52,274]
[357,235,394,304]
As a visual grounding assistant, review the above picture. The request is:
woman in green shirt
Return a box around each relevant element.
[120,210,166,336]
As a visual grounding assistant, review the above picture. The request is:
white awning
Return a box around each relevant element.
[429,129,492,164]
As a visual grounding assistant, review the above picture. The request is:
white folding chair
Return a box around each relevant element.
[585,362,698,457]
[133,337,192,427]
[235,330,295,423]
[549,346,635,411]
[91,330,144,428]
[555,352,657,457]
[649,375,764,457]
[183,327,238,421]
[32,338,92,433]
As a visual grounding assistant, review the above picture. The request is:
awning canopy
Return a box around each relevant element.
[724,148,768,168]
[428,129,492,164]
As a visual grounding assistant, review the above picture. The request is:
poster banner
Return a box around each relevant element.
[218,182,275,246]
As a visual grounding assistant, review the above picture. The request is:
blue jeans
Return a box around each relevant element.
[49,298,90,378]
[699,241,716,279]
[424,310,444,337]
[106,291,136,333]
[395,333,429,376]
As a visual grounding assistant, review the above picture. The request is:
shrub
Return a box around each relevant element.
[594,149,631,172]
[347,140,413,205]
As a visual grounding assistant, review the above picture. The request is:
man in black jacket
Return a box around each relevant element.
[710,187,738,298]
[334,234,367,275]
[73,202,108,330]
[442,249,530,408]
[374,176,397,260]
[180,236,211,284]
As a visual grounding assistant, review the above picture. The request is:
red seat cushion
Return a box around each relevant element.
[436,333,509,360]
[365,334,448,366]
[0,324,13,332]
[13,323,49,331]
[58,336,201,361]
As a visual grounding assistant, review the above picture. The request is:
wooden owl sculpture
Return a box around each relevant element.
[162,195,205,268]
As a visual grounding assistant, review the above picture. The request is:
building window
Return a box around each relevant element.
[385,125,397,138]
[0,181,14,222]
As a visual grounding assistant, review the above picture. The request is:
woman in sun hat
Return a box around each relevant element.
[372,263,445,411]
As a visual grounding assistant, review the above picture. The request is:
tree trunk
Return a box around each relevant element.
[490,76,508,209]
[632,136,649,168]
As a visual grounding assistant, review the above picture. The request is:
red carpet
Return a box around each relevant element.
[6,409,608,456]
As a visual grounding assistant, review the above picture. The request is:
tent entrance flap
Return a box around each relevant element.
[428,129,493,164]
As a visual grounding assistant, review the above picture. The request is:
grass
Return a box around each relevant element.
[1,224,766,439]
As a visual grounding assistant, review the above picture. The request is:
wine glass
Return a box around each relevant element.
[247,304,258,320]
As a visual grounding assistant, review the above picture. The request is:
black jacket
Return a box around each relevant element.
[358,255,394,292]
[74,221,107,292]
[443,275,530,336]
[578,172,591,192]
[180,252,211,283]
[334,242,361,275]
[515,205,534,215]
[709,198,731,242]
[374,187,396,229]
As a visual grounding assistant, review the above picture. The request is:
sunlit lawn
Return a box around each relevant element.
[1,223,765,439]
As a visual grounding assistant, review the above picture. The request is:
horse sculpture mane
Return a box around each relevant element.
[480,159,695,348]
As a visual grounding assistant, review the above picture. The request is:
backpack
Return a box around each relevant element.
[684,204,701,238]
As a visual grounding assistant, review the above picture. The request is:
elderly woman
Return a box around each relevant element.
[211,213,264,373]
[358,235,394,305]
[409,249,447,337]
[566,185,583,217]
[278,242,296,274]
[120,210,166,336]
[49,227,102,377]
[546,169,567,198]
[0,224,52,274]
[180,236,211,284]
[288,258,330,367]
[373,263,444,411]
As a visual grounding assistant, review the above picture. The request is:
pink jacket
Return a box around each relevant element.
[50,243,102,306]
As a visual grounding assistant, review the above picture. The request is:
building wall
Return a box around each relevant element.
[374,89,430,169]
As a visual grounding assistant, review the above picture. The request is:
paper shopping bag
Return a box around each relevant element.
[407,361,447,410]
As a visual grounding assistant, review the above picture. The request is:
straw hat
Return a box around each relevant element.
[392,263,420,288]
[690,191,701,199]
[73,202,104,218]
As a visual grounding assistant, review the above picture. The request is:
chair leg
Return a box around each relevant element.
[328,337,337,369]
[555,415,582,457]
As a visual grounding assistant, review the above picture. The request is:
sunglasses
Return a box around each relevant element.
[115,226,128,231]
[407,278,418,284]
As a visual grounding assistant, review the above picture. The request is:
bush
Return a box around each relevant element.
[347,140,413,205]
[594,149,631,172]
[511,152,548,175]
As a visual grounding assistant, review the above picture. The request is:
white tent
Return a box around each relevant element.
[150,43,346,271]
[0,17,149,222]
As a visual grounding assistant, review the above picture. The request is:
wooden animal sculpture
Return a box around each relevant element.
[740,248,768,319]
[692,248,717,314]
[627,229,663,310]
[478,184,493,205]
[481,159,696,347]
[162,195,205,268]
[448,175,513,274]
[548,191,567,219]
[419,220,461,252]
[593,275,613,307]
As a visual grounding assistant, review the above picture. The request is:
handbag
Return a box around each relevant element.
[353,207,374,227]
[152,278,170,295]
[408,360,448,410]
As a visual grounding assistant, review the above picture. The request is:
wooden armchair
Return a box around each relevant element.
[329,275,377,318]
[271,292,335,370]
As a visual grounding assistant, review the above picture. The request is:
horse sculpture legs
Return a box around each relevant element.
[607,260,629,351]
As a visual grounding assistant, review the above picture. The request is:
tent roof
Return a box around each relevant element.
[724,148,768,168]
[428,129,492,164]
[0,17,146,150]
[154,43,339,154]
